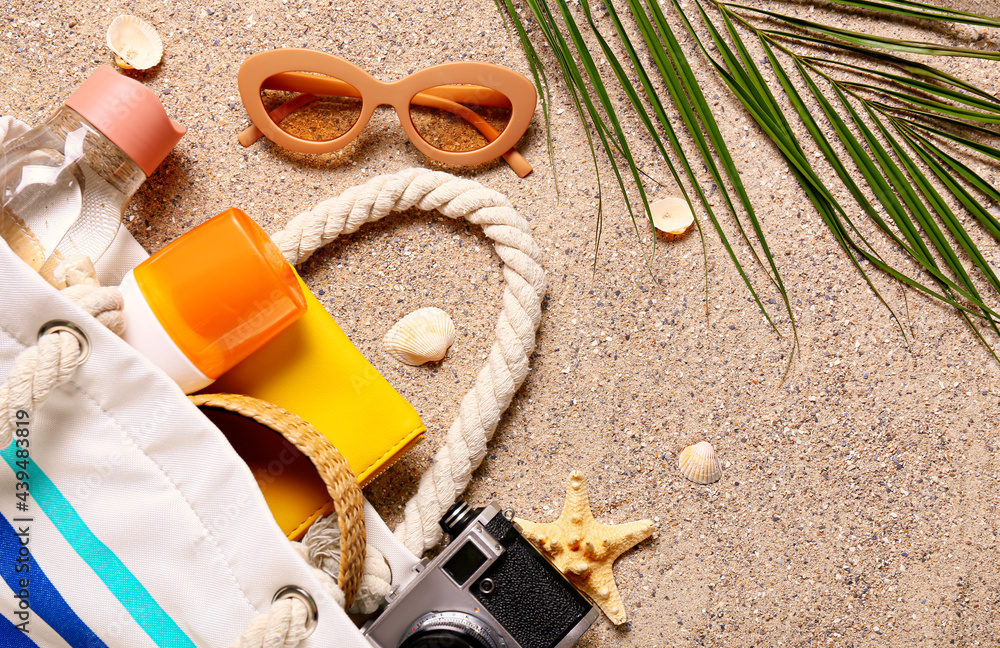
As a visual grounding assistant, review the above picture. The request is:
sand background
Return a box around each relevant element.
[2,0,999,646]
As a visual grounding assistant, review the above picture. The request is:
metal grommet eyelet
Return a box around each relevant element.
[273,585,319,639]
[478,578,495,595]
[502,508,515,520]
[38,320,91,364]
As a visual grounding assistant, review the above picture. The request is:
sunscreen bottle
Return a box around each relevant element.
[119,208,307,393]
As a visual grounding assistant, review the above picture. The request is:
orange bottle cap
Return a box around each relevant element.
[133,208,307,379]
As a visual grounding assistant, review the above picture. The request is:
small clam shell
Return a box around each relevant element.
[107,15,163,70]
[678,441,722,484]
[649,197,694,241]
[383,307,456,366]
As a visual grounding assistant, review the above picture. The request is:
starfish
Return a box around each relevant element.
[514,471,654,625]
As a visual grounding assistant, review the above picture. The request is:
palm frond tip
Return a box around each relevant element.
[497,0,1000,361]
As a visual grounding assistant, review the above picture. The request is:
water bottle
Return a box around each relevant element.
[0,66,185,285]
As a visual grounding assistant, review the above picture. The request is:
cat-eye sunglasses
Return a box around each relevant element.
[237,49,537,177]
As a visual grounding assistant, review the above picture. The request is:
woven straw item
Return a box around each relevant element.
[189,392,366,608]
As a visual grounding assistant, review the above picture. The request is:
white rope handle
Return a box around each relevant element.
[228,598,312,648]
[272,167,546,557]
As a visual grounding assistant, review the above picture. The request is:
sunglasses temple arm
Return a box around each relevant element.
[414,93,531,177]
[238,93,320,147]
[502,149,532,178]
[264,73,363,99]
[418,85,512,108]
[238,123,265,147]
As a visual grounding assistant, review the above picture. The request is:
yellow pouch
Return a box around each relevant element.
[208,274,425,539]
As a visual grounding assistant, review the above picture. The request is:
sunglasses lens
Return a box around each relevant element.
[408,84,513,153]
[261,72,363,142]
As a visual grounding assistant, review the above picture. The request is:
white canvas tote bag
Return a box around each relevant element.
[0,233,384,647]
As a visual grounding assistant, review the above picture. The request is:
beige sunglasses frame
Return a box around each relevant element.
[238,48,537,177]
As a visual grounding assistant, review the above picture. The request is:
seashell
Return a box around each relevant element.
[649,196,694,241]
[678,441,722,484]
[107,15,163,70]
[383,307,456,366]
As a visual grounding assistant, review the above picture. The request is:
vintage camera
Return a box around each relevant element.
[363,501,598,648]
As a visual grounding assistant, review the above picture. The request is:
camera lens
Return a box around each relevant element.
[439,501,482,538]
[401,630,486,648]
[398,612,504,648]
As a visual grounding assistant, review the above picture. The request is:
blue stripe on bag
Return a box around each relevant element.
[2,449,196,648]
[0,612,39,647]
[0,515,109,648]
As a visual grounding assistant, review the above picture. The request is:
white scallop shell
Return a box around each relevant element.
[383,307,456,366]
[678,441,722,484]
[649,197,694,240]
[107,15,163,70]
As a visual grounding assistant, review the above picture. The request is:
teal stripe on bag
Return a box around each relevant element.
[2,446,196,648]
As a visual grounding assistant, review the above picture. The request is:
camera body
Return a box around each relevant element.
[363,502,598,648]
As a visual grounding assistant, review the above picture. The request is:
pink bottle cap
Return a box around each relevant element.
[65,66,186,177]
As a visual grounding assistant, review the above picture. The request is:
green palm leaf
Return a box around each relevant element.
[497,0,1000,360]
